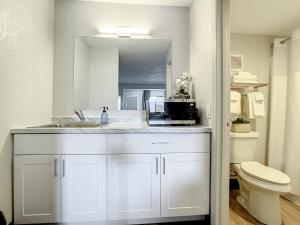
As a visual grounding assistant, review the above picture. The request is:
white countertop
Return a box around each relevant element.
[11,122,211,134]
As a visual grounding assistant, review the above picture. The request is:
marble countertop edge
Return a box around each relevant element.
[11,125,212,134]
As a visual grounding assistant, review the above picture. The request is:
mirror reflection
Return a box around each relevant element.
[74,36,172,110]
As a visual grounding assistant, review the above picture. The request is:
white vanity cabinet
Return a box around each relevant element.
[107,133,210,221]
[108,154,161,220]
[14,155,61,224]
[13,134,107,224]
[161,153,210,217]
[13,132,210,224]
[61,155,107,222]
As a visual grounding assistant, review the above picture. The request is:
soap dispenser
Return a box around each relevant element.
[101,107,109,124]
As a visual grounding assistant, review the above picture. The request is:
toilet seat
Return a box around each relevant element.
[233,163,291,193]
[240,162,291,185]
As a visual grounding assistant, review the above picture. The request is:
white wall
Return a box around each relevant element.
[189,0,215,126]
[54,0,189,115]
[74,38,90,109]
[231,33,274,163]
[89,48,119,110]
[0,0,54,222]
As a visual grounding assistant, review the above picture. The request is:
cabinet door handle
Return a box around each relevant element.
[62,159,65,177]
[156,157,159,175]
[54,158,58,177]
[152,141,170,145]
[163,157,166,175]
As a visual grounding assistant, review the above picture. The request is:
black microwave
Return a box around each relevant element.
[146,99,198,126]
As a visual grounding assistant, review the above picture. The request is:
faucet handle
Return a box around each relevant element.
[74,109,85,121]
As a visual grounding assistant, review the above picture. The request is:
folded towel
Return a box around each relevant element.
[254,92,264,101]
[232,75,258,81]
[231,91,241,100]
[247,93,255,119]
[232,79,258,84]
[238,71,252,76]
[252,92,265,117]
[230,91,241,115]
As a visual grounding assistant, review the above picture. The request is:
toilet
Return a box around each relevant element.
[230,132,291,225]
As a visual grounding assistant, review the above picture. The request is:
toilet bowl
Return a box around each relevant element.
[233,162,291,225]
[230,132,291,225]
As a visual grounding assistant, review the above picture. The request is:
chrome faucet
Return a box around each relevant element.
[74,110,85,121]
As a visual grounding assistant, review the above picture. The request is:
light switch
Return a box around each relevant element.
[206,104,211,119]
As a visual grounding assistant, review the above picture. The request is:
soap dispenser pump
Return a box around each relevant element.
[101,107,109,124]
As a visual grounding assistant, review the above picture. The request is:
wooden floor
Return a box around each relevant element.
[16,191,300,225]
[230,190,300,225]
[148,219,209,225]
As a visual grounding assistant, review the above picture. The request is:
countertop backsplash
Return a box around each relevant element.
[52,110,146,124]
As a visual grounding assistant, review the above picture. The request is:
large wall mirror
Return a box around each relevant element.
[74,36,172,111]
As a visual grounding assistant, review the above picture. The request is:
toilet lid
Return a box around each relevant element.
[241,162,291,185]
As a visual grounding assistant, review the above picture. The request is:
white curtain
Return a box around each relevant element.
[269,29,300,199]
[268,38,288,171]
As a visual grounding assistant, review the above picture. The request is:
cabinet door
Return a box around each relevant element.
[108,154,160,220]
[61,155,106,222]
[161,153,210,217]
[14,155,61,224]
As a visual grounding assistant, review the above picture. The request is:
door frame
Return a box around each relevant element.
[211,0,231,224]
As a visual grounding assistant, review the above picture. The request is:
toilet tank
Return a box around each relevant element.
[230,132,259,163]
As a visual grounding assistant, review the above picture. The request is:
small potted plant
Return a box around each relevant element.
[231,117,251,133]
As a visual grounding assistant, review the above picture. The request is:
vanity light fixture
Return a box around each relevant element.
[98,26,150,37]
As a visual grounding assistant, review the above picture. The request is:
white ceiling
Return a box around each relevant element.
[76,0,192,7]
[230,0,300,36]
[84,37,171,85]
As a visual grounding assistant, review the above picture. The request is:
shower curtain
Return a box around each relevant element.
[269,29,300,203]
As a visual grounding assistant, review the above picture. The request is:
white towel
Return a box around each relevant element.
[252,92,265,117]
[238,71,252,76]
[230,91,241,115]
[232,79,258,84]
[233,75,258,81]
[246,93,255,119]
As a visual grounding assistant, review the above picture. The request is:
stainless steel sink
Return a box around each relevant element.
[28,122,108,128]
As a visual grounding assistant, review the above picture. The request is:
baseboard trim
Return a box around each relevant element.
[283,193,300,207]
